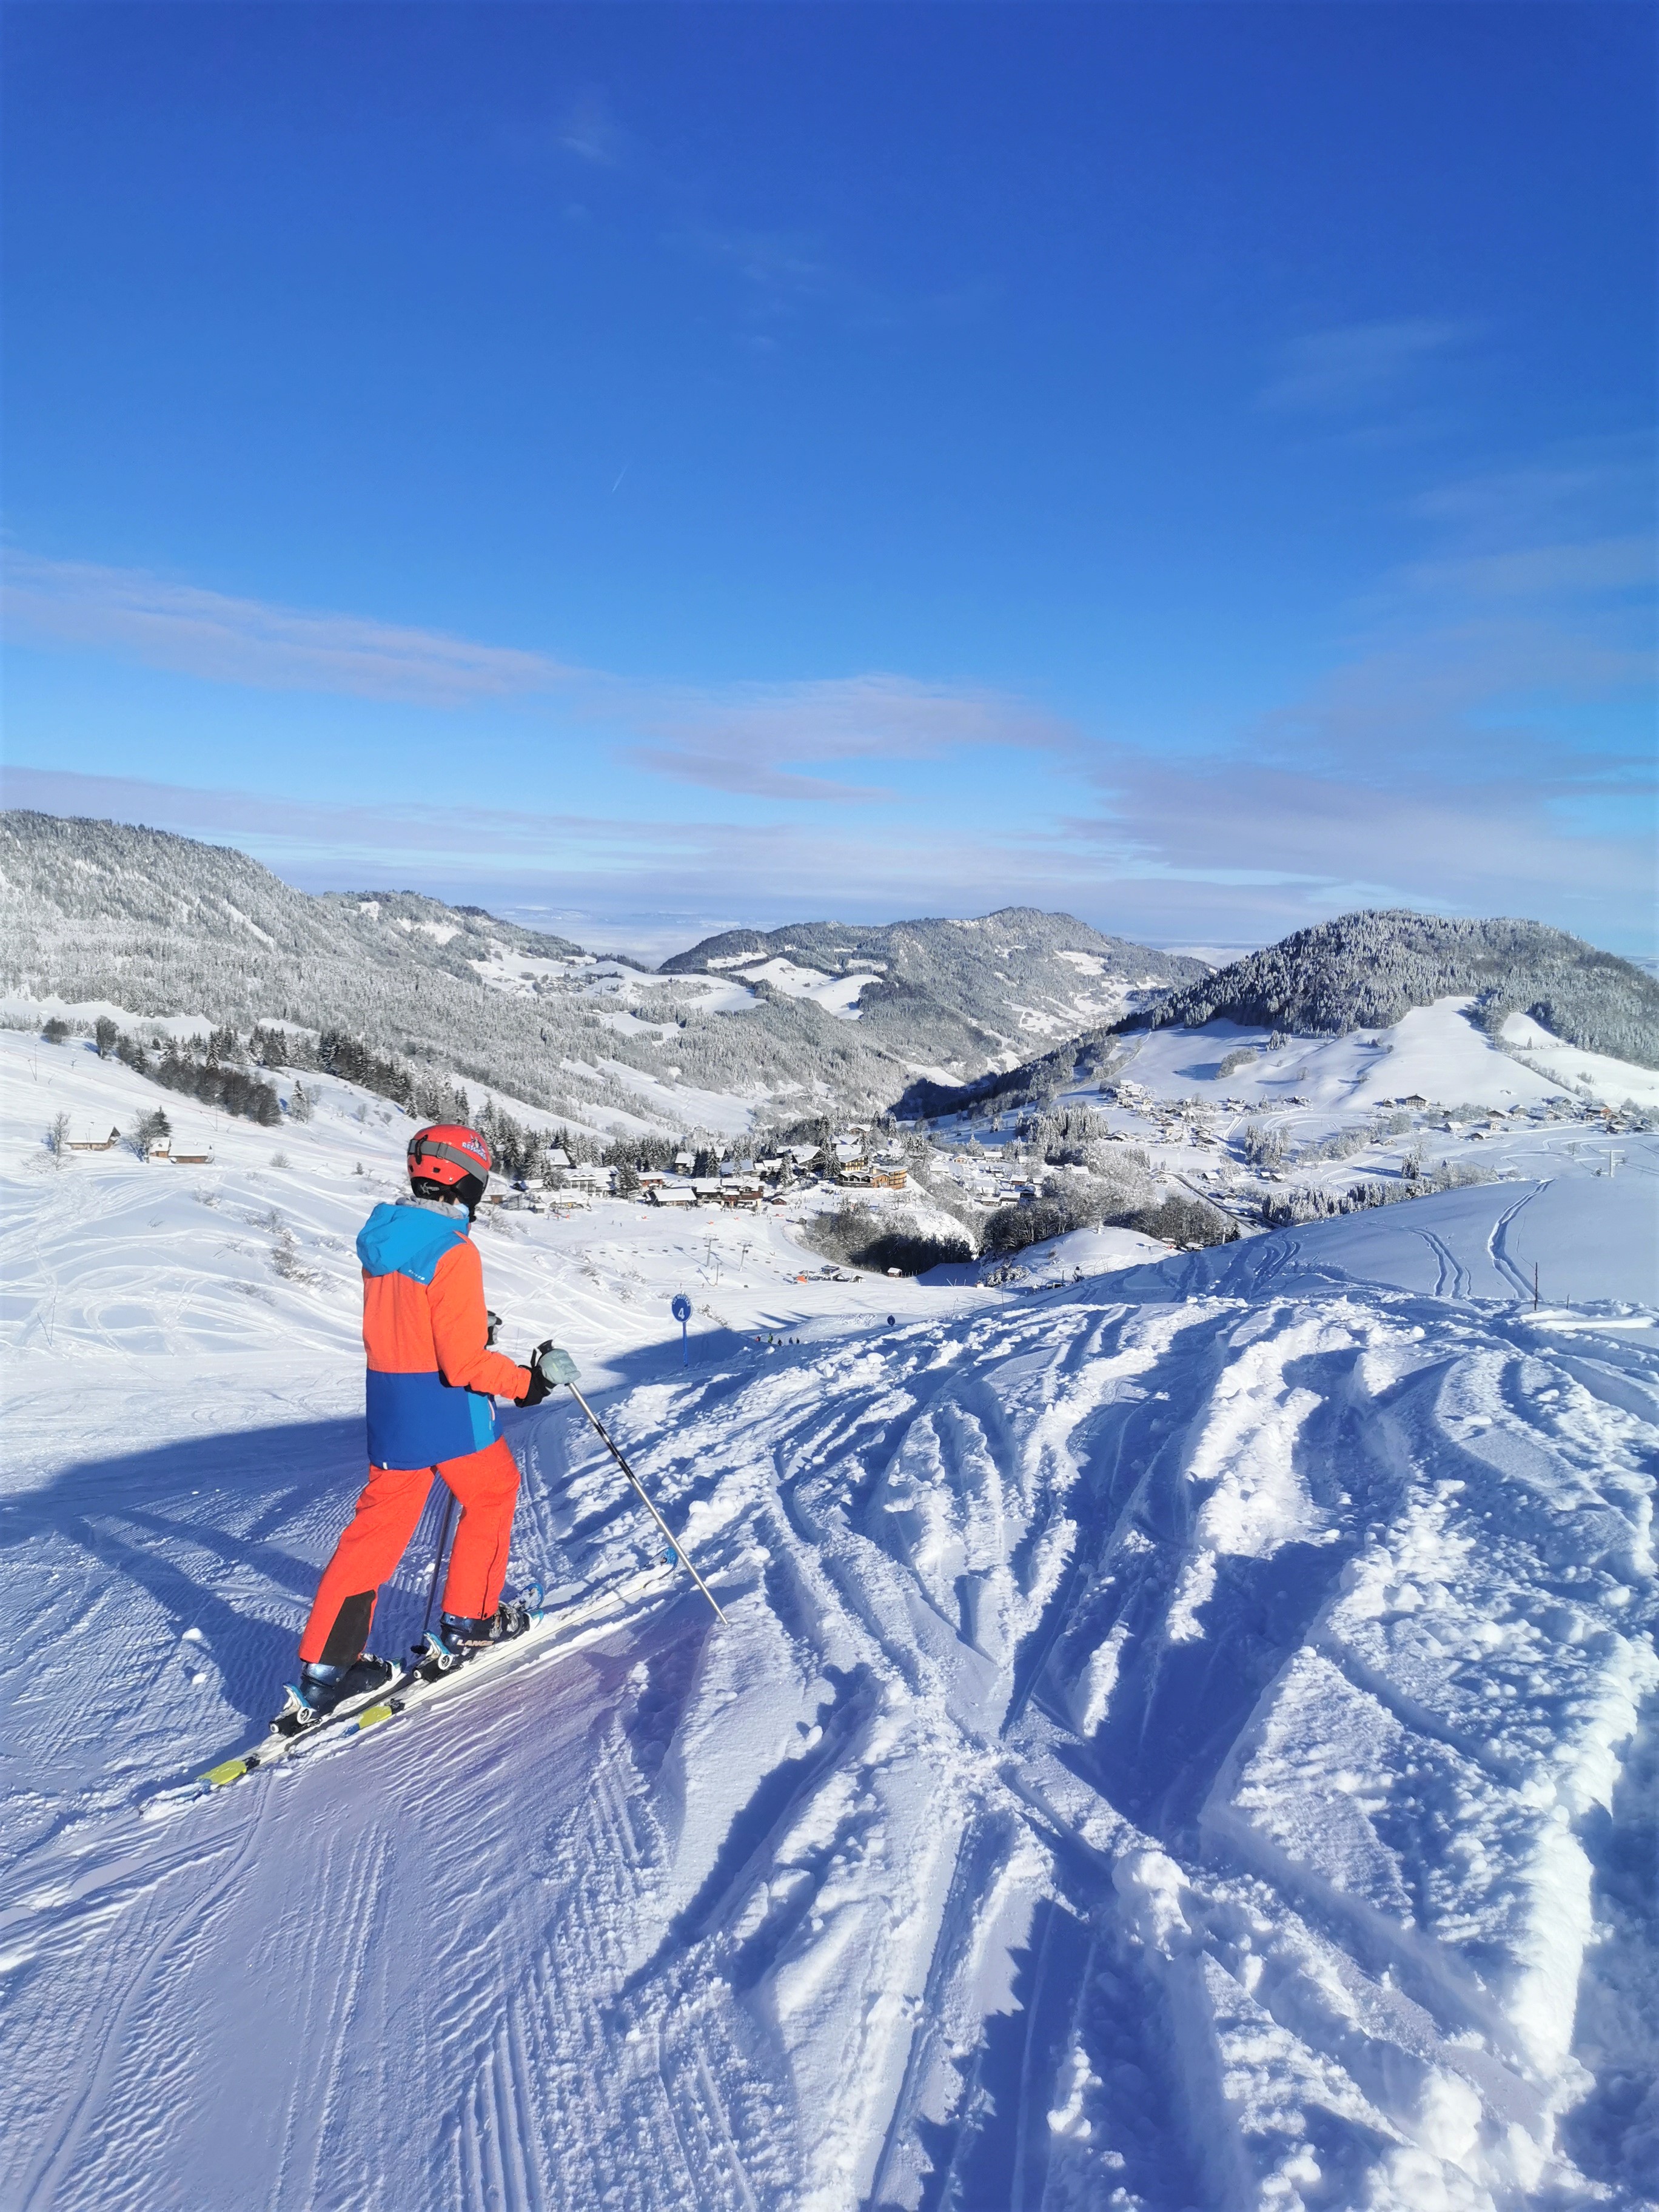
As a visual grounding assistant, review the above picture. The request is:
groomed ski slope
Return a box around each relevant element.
[2,1061,1657,2209]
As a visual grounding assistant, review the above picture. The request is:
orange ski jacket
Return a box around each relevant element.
[356,1199,530,1470]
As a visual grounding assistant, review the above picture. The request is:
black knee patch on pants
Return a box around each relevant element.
[320,1590,375,1666]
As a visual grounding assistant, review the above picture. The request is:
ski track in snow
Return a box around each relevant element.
[3,1062,1658,2208]
[3,1278,1657,2210]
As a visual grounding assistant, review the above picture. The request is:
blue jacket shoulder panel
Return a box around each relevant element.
[355,1201,469,1286]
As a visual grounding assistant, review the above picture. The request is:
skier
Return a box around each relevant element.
[289,1122,563,1721]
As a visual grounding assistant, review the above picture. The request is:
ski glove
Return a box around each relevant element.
[515,1339,577,1406]
[536,1342,580,1388]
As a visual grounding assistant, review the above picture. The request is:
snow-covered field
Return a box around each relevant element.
[3,1033,1657,2211]
[714,954,886,1019]
[1098,1000,1659,1120]
[945,996,1658,1242]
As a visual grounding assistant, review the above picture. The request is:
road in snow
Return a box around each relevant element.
[2,1039,1657,2211]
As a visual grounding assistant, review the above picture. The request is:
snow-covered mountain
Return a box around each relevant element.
[2,1027,1655,2210]
[0,812,1199,1137]
[905,908,1659,1119]
[1128,910,1659,1068]
[662,910,1206,1068]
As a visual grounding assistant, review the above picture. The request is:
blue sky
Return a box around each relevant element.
[2,1,1653,958]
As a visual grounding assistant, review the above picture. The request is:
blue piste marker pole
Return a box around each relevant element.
[671,1292,692,1365]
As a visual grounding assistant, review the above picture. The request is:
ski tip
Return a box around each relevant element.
[203,1755,253,1788]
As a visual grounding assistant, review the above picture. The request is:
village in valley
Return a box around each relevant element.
[21,974,1654,1321]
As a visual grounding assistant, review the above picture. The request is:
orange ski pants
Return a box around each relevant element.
[298,1436,521,1666]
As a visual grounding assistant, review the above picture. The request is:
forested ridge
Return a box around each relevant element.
[900,910,1659,1118]
[1,812,1190,1132]
[664,909,1205,1065]
[1124,908,1659,1067]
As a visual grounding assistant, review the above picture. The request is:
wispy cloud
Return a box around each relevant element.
[0,763,670,868]
[1409,441,1652,541]
[1053,432,1655,939]
[1400,535,1654,602]
[623,749,894,804]
[1249,436,1657,778]
[517,86,987,341]
[8,750,1645,960]
[2,555,575,706]
[1261,318,1477,415]
[555,89,628,169]
[1253,612,1651,776]
[686,224,836,304]
[7,417,1652,958]
[0,760,1070,928]
[1075,746,1652,917]
[1398,441,1656,605]
[3,552,1067,802]
[681,220,996,337]
[630,671,1073,798]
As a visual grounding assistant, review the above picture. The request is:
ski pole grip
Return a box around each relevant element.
[537,1344,580,1387]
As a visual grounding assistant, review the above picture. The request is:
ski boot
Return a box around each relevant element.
[421,1598,535,1676]
[272,1654,397,1736]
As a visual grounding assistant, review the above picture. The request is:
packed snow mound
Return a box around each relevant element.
[3,1207,1655,2207]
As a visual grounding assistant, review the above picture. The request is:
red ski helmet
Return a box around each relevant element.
[407,1124,492,1202]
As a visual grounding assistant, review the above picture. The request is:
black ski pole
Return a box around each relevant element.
[562,1382,727,1624]
[418,1475,458,1644]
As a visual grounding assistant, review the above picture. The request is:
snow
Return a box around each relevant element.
[0,995,301,1048]
[683,971,765,1015]
[1142,1171,1659,1310]
[1059,994,1659,1128]
[1108,999,1583,1116]
[2,1029,1657,2210]
[986,994,1659,1248]
[1500,1013,1659,1111]
[463,940,760,1028]
[594,1056,763,1139]
[728,956,882,1019]
[919,1222,1172,1292]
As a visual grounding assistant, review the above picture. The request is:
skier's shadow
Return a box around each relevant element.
[1,1415,371,1728]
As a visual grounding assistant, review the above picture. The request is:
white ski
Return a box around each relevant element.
[194,1552,681,1792]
